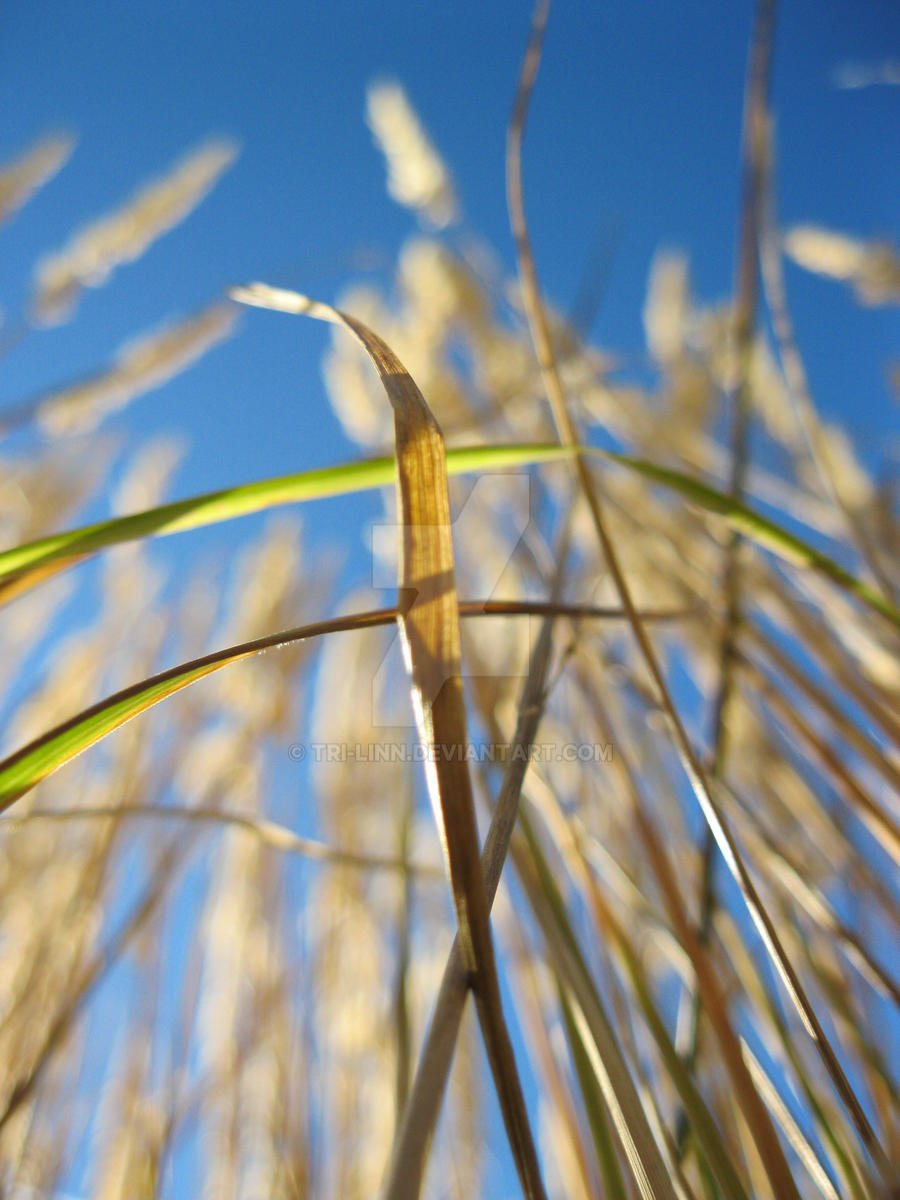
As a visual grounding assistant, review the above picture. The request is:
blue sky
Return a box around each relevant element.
[1,1,898,1194]
[1,0,897,499]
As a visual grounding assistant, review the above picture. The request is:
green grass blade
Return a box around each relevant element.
[520,812,752,1200]
[3,442,895,633]
[0,607,396,813]
[516,813,679,1200]
[558,986,630,1200]
[604,452,900,631]
[0,597,687,817]
[0,443,572,588]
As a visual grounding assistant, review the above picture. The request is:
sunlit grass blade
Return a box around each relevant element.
[231,282,548,1200]
[0,443,573,596]
[385,532,570,1198]
[607,452,900,631]
[5,441,896,637]
[717,910,875,1200]
[514,812,679,1200]
[741,1041,843,1200]
[558,987,630,1200]
[515,697,759,1198]
[0,597,678,816]
[0,607,393,813]
[559,832,756,1198]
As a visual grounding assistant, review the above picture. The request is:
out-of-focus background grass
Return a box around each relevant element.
[0,2,898,1197]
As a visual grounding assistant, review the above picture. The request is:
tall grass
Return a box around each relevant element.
[0,3,898,1197]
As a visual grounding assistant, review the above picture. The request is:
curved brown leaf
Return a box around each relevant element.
[232,282,548,1200]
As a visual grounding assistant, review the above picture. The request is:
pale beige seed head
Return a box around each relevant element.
[33,140,238,322]
[784,225,868,281]
[91,1029,165,1200]
[399,237,486,338]
[366,81,458,228]
[111,437,185,515]
[854,240,900,304]
[226,518,303,640]
[747,335,795,447]
[6,630,106,748]
[37,303,238,436]
[644,250,691,366]
[0,133,75,225]
[196,829,258,1078]
[812,423,873,510]
[306,871,396,1196]
[784,224,900,304]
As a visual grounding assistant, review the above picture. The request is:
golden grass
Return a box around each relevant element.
[0,3,897,1197]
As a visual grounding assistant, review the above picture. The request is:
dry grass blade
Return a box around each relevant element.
[513,816,680,1200]
[741,1043,843,1200]
[737,654,900,866]
[683,0,775,1161]
[557,989,630,1200]
[631,801,802,1200]
[0,134,75,225]
[506,0,890,1172]
[383,534,567,1200]
[221,281,549,1199]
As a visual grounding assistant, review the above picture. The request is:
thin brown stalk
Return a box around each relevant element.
[738,654,900,867]
[633,803,802,1200]
[682,0,776,1157]
[1,803,442,877]
[509,817,680,1200]
[720,782,900,1009]
[383,543,566,1200]
[766,576,900,749]
[584,682,800,1200]
[506,0,886,1171]
[232,285,547,1199]
[759,125,898,604]
[744,623,900,797]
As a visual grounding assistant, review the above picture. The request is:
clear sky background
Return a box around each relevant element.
[0,2,897,1195]
[1,0,897,503]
